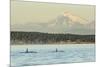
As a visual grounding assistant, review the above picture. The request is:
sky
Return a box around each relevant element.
[11,0,95,35]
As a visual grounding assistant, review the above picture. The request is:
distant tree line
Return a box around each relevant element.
[10,31,95,44]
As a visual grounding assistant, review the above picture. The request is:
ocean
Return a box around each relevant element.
[11,44,95,67]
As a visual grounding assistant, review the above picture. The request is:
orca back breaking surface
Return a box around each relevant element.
[20,48,37,53]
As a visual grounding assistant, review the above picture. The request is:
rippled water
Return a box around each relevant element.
[11,44,95,67]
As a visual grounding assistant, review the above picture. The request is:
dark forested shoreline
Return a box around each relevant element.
[10,31,95,44]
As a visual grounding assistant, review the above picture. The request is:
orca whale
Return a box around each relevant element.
[20,48,37,53]
[52,48,64,53]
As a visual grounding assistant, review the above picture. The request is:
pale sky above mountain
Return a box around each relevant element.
[11,1,95,34]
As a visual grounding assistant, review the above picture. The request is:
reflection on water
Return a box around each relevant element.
[11,44,95,67]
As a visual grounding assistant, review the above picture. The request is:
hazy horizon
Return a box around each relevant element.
[11,1,95,35]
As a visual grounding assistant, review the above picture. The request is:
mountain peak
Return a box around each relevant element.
[63,11,88,24]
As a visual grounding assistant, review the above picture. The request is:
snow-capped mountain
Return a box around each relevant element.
[11,12,95,35]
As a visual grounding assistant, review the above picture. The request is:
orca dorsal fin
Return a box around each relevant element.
[56,48,58,52]
[26,48,28,53]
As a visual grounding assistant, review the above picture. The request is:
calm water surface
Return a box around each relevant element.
[11,44,95,67]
